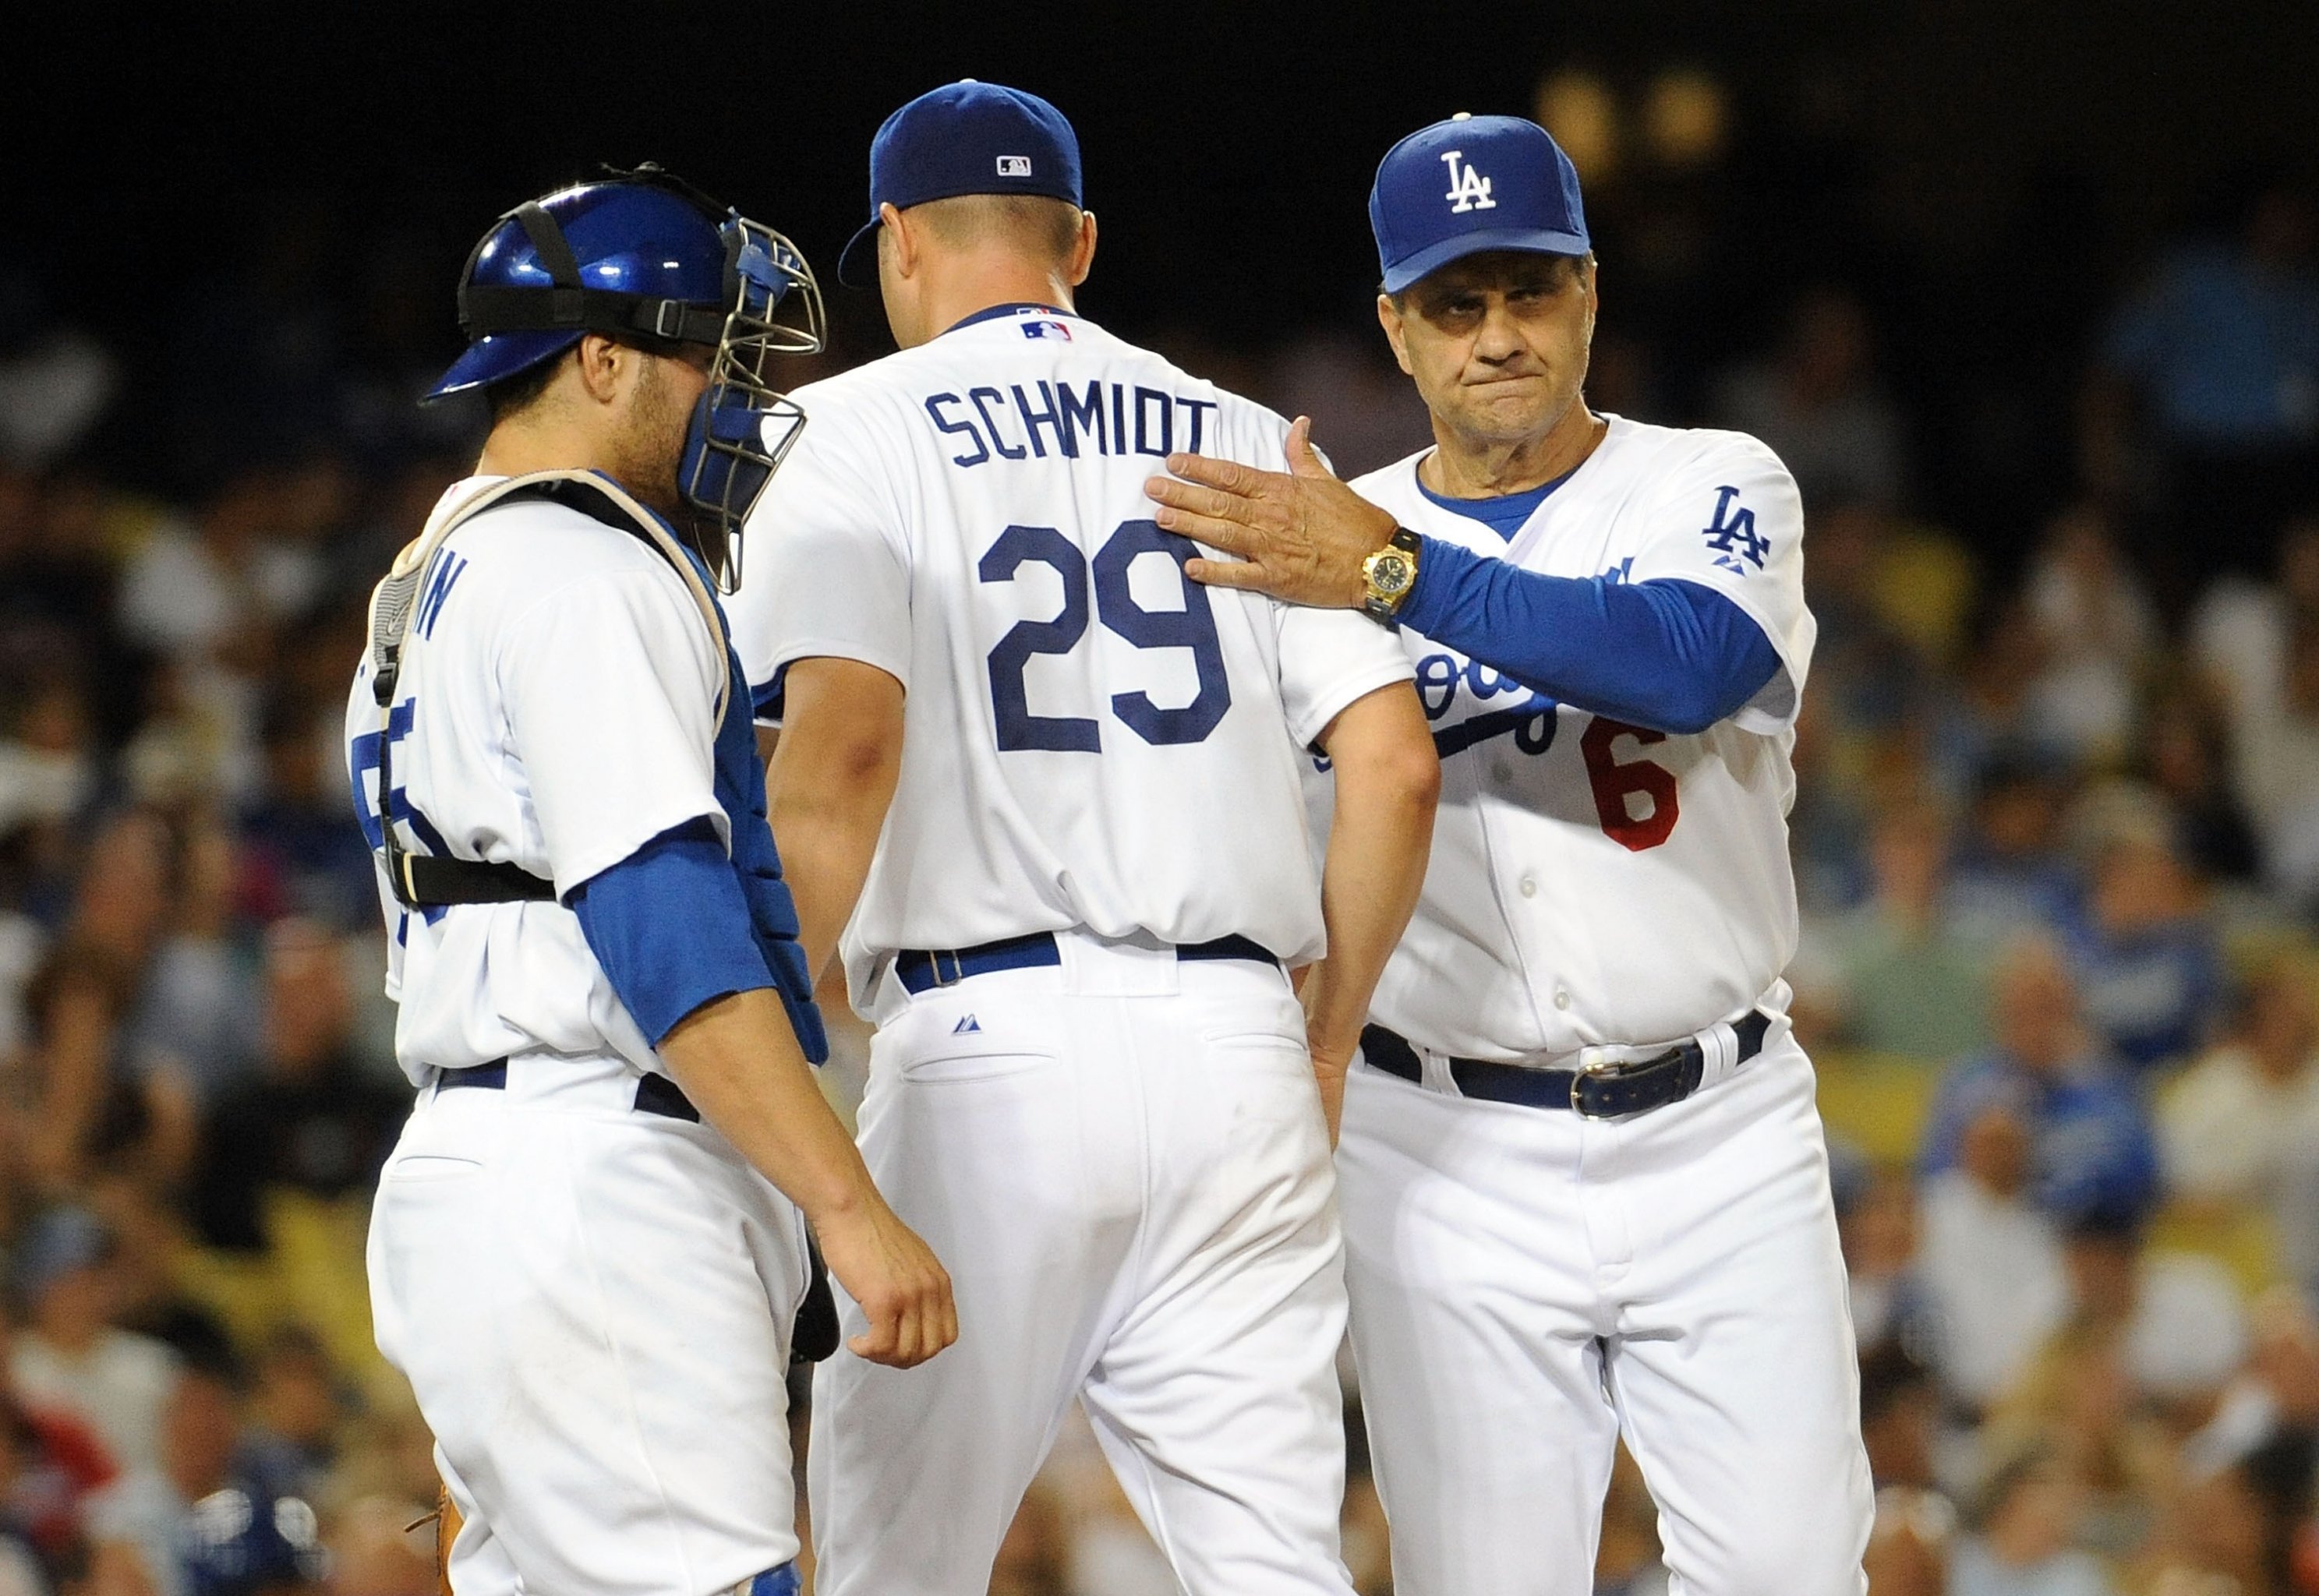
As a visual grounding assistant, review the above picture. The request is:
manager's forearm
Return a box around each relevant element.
[658,987,877,1221]
[1398,545,1779,735]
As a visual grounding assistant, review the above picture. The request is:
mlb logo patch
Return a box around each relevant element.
[1021,318,1073,341]
[996,155,1033,177]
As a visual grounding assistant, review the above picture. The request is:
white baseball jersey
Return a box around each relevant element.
[1337,415,1814,1058]
[344,478,729,1086]
[728,306,1412,1006]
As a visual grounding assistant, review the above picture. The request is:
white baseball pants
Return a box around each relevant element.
[368,1054,809,1596]
[1338,1030,1872,1596]
[809,935,1355,1596]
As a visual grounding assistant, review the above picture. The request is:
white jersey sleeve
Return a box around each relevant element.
[734,406,913,719]
[1616,431,1811,734]
[1275,604,1419,749]
[498,566,726,895]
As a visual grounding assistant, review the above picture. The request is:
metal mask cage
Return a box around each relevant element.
[680,214,826,592]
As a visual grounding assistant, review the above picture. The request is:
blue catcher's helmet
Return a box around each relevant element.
[426,165,825,589]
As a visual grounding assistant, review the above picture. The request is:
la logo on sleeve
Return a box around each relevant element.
[1701,487,1769,574]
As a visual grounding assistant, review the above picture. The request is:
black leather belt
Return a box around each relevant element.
[435,1058,701,1123]
[1361,1012,1772,1118]
[895,930,1276,994]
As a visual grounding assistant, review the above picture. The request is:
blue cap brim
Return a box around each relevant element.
[422,329,585,402]
[836,217,882,289]
[1380,227,1592,295]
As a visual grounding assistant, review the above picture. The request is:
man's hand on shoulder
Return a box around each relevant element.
[1145,416,1398,609]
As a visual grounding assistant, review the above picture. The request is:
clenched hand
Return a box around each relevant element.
[814,1196,958,1368]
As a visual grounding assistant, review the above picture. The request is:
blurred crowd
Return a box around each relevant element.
[2,68,2318,1596]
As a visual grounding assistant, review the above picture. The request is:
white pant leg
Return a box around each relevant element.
[810,978,1133,1596]
[1338,1065,1621,1596]
[369,1087,805,1596]
[435,1445,522,1596]
[1597,1039,1872,1596]
[1079,966,1354,1596]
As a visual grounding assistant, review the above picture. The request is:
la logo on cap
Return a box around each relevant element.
[1441,149,1496,214]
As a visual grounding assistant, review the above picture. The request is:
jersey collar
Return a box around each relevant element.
[1414,463,1580,542]
[941,302,1079,336]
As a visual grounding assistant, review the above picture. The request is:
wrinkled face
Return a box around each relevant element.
[1380,250,1596,450]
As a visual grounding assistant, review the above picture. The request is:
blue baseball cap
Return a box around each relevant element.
[1370,113,1591,295]
[837,80,1083,288]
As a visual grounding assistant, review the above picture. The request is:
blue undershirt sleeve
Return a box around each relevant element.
[566,817,776,1047]
[1395,536,1783,735]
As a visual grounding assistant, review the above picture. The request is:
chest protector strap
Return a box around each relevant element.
[365,470,730,909]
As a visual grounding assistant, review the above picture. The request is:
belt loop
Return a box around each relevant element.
[1695,1021,1738,1092]
[1420,1041,1462,1099]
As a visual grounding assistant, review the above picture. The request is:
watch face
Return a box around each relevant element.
[1371,553,1415,594]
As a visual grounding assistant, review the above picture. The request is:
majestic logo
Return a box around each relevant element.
[1440,150,1497,214]
[953,1015,982,1034]
[1700,486,1769,574]
[995,155,1032,177]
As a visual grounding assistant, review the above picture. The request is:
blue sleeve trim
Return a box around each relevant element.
[567,818,776,1047]
[751,662,789,723]
[1395,537,1782,734]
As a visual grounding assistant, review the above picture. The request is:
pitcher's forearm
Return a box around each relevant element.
[1310,685,1440,1055]
[764,658,906,980]
[765,802,886,983]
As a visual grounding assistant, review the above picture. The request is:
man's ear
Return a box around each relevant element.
[880,202,917,278]
[1377,294,1415,377]
[1067,210,1098,287]
[571,334,630,406]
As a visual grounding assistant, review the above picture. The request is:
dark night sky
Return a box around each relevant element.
[10,0,2319,536]
[16,2,2314,333]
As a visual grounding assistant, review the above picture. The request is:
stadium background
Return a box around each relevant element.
[5,2,2319,1591]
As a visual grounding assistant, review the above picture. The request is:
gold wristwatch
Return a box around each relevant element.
[1360,528,1423,624]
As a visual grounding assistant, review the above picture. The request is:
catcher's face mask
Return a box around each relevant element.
[678,214,825,593]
